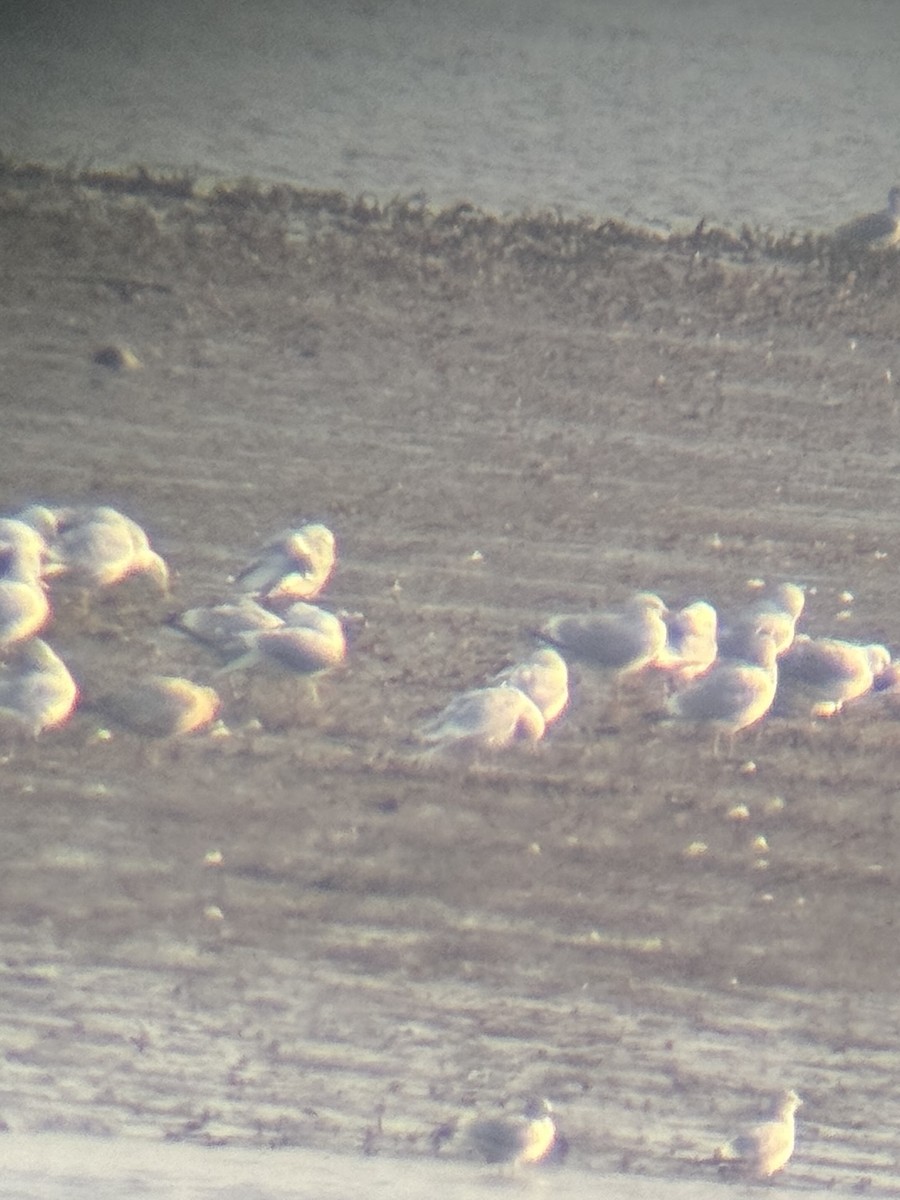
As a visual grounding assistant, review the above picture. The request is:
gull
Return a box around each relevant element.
[0,517,49,576]
[719,581,804,659]
[11,505,61,544]
[467,1099,557,1168]
[656,600,718,686]
[0,638,78,736]
[873,662,900,693]
[43,505,169,592]
[834,186,900,249]
[218,601,346,675]
[853,660,900,714]
[492,647,569,724]
[418,685,546,753]
[175,597,284,659]
[713,1089,802,1180]
[95,676,221,737]
[666,627,778,753]
[0,544,51,650]
[539,592,669,681]
[235,523,336,606]
[778,634,891,716]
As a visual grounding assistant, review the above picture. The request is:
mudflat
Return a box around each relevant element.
[1,164,900,1192]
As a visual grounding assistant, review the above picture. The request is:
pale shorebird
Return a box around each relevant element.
[95,676,221,737]
[656,600,718,686]
[175,597,284,659]
[834,186,900,249]
[778,634,891,716]
[872,661,900,693]
[219,602,346,676]
[492,647,569,724]
[665,627,778,753]
[12,505,61,545]
[0,517,49,575]
[43,505,169,592]
[539,592,669,683]
[856,660,900,713]
[0,544,51,650]
[0,638,78,736]
[235,523,336,606]
[719,581,804,659]
[713,1089,802,1180]
[418,685,546,753]
[467,1099,557,1168]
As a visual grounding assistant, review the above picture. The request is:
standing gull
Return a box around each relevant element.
[235,523,336,606]
[467,1099,557,1168]
[539,592,668,682]
[666,627,778,753]
[719,581,804,659]
[713,1089,802,1180]
[657,600,718,686]
[834,186,900,249]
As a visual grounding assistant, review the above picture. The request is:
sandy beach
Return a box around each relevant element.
[0,162,899,1196]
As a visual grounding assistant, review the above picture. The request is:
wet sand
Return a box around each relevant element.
[1,165,900,1194]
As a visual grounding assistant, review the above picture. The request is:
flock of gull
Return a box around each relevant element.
[0,504,343,738]
[0,506,813,1181]
[0,503,898,753]
[465,1087,802,1180]
[2,187,892,1186]
[420,577,899,758]
[2,188,896,1193]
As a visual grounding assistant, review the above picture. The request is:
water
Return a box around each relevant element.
[1,0,898,229]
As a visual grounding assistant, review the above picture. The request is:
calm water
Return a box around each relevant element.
[1,0,898,230]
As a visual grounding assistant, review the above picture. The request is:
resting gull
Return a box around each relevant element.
[834,186,900,249]
[418,685,546,753]
[0,517,49,575]
[0,544,51,650]
[0,638,78,736]
[492,647,569,724]
[540,592,668,680]
[175,597,284,659]
[235,523,336,606]
[96,676,221,737]
[666,627,778,752]
[43,505,169,593]
[467,1098,557,1168]
[11,505,61,545]
[713,1089,802,1180]
[219,602,346,675]
[778,634,891,716]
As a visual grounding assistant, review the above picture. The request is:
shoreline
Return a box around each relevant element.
[0,157,898,1196]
